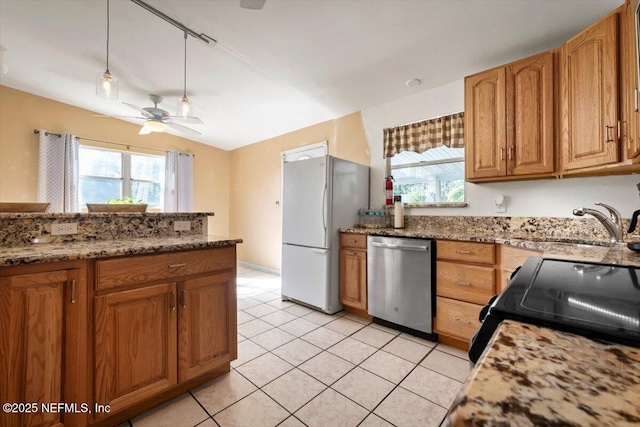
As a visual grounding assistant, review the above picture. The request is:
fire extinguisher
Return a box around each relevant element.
[385,175,394,206]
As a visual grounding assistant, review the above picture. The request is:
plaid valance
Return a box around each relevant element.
[383,112,464,158]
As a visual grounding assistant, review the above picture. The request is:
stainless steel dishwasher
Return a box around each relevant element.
[367,235,436,338]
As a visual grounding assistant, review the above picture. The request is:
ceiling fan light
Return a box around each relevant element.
[96,70,119,100]
[145,120,166,132]
[177,95,191,117]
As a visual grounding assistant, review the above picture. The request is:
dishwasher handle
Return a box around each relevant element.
[369,242,429,252]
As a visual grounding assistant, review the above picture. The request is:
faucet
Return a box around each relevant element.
[573,202,624,244]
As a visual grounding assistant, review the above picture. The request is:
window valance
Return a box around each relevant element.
[383,112,464,158]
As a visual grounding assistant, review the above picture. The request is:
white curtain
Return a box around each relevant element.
[164,151,194,212]
[37,130,79,213]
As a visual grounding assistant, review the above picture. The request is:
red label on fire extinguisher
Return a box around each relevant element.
[385,176,394,206]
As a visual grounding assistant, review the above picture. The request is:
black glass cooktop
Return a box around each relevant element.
[491,257,640,346]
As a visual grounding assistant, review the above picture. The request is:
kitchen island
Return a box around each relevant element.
[0,213,242,427]
[442,320,640,426]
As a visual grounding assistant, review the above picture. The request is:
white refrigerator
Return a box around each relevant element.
[281,155,369,314]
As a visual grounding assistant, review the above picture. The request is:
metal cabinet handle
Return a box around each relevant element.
[507,147,513,160]
[70,279,76,304]
[455,281,471,286]
[346,251,356,255]
[370,242,428,251]
[605,125,615,143]
[455,250,471,254]
[170,291,176,310]
[168,263,188,268]
[347,240,358,243]
[181,290,187,309]
[454,318,471,325]
[500,148,505,160]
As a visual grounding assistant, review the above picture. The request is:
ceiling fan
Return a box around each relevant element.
[95,94,203,136]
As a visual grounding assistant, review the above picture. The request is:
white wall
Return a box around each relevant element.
[361,80,640,219]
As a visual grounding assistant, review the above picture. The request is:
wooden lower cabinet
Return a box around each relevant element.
[179,272,236,382]
[435,240,496,349]
[0,262,88,427]
[497,245,543,293]
[93,283,178,420]
[339,233,369,315]
[0,246,237,427]
[92,248,237,425]
[436,297,482,342]
[339,249,367,310]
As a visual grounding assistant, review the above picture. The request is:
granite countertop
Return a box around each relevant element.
[340,227,640,267]
[0,235,243,267]
[443,320,640,427]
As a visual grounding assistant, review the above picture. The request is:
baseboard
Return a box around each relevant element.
[237,261,281,275]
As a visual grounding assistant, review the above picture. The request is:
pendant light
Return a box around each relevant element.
[96,0,118,99]
[177,31,191,116]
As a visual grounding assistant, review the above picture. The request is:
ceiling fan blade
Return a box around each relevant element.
[165,122,201,136]
[169,115,204,125]
[123,102,154,118]
[92,114,148,119]
[139,126,152,135]
[240,0,266,9]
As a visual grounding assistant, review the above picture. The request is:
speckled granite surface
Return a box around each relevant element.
[0,235,242,267]
[442,320,640,427]
[0,212,213,246]
[340,227,640,267]
[383,215,634,243]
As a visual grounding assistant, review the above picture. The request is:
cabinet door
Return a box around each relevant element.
[94,283,177,419]
[465,67,507,179]
[507,51,554,175]
[178,272,235,382]
[560,13,619,170]
[622,0,640,160]
[339,249,367,310]
[0,268,80,427]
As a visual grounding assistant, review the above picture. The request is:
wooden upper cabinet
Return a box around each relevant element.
[506,51,554,175]
[560,13,619,170]
[621,0,640,160]
[178,272,236,382]
[0,265,86,427]
[94,283,178,419]
[465,51,554,181]
[465,67,507,179]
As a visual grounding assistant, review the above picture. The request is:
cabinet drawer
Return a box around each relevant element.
[437,240,495,265]
[436,297,482,342]
[436,261,495,305]
[340,233,367,250]
[96,247,235,291]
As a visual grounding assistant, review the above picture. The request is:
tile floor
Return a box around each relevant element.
[119,266,471,427]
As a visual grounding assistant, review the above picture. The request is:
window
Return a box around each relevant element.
[79,146,165,210]
[389,146,465,204]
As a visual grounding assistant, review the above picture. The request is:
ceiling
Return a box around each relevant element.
[0,0,624,151]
